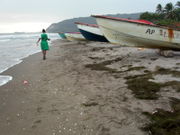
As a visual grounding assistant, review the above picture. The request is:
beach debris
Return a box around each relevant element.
[150,58,158,61]
[158,50,174,57]
[65,118,69,121]
[23,80,29,85]
[22,128,26,131]
[152,110,158,114]
[138,48,145,51]
[142,98,180,135]
[21,101,25,104]
[6,117,10,120]
[82,100,98,107]
[80,112,84,116]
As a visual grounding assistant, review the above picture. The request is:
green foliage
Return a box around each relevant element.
[156,19,177,26]
[140,1,180,26]
[140,12,164,21]
[156,4,163,14]
[176,1,180,7]
[174,8,180,20]
[164,2,174,13]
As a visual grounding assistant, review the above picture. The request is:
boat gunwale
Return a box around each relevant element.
[92,15,180,31]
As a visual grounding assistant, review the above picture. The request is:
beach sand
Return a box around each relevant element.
[0,39,180,135]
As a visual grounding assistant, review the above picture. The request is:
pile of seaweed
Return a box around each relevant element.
[85,57,180,135]
[142,98,180,135]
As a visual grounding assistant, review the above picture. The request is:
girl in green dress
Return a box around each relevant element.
[37,29,50,60]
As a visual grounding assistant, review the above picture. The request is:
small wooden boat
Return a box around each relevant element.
[92,15,180,50]
[58,32,67,39]
[75,22,108,42]
[65,32,86,41]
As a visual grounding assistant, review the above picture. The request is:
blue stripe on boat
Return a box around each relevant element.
[79,29,108,42]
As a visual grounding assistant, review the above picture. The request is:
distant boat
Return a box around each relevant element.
[92,15,180,50]
[58,32,67,39]
[75,22,108,42]
[65,32,86,41]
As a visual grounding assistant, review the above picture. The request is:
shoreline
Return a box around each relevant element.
[0,39,60,87]
[0,39,179,135]
[0,50,41,87]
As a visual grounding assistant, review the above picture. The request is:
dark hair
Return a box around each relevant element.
[42,29,46,33]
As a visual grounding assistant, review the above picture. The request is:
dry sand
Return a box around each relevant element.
[0,39,180,135]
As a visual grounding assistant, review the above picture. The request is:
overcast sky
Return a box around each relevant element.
[0,0,178,33]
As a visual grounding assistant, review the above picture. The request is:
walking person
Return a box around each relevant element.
[37,29,50,60]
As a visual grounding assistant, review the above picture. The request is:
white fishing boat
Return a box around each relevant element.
[92,15,180,50]
[75,22,108,42]
[65,32,86,41]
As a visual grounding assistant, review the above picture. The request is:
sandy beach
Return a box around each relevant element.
[0,39,180,135]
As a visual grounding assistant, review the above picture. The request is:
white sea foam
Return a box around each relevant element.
[0,33,59,86]
[0,76,13,86]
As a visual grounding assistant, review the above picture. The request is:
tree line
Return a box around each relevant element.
[140,1,180,27]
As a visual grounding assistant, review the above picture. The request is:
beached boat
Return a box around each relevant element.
[92,15,180,50]
[75,22,108,42]
[58,32,67,39]
[65,32,86,41]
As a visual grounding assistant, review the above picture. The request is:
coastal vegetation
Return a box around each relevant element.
[140,1,180,27]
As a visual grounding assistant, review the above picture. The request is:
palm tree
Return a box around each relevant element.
[174,1,180,20]
[176,1,180,8]
[164,3,174,13]
[164,2,176,19]
[156,4,163,14]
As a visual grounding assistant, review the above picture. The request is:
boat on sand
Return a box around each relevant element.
[92,15,180,51]
[65,32,86,41]
[75,22,108,42]
[58,32,67,39]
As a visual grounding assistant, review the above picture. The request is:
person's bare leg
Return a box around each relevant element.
[42,51,46,60]
[44,51,46,60]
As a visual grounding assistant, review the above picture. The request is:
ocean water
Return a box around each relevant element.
[0,33,60,86]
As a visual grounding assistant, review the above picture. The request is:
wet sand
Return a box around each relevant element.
[0,39,180,135]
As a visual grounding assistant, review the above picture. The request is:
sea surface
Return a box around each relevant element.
[0,33,60,86]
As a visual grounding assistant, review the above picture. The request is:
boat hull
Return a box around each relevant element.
[58,33,66,39]
[76,23,108,42]
[79,29,108,42]
[65,33,86,41]
[94,16,180,50]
